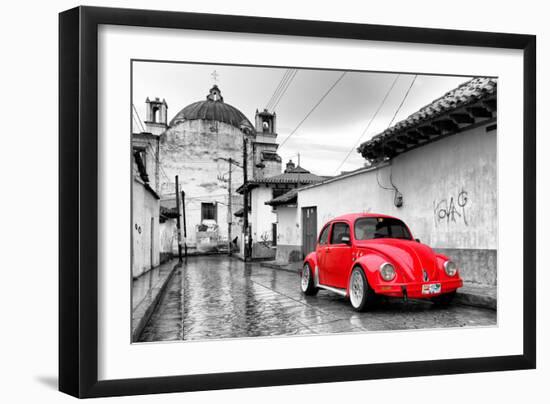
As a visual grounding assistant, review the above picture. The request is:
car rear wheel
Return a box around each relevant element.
[301,263,319,296]
[431,291,456,306]
[349,267,376,311]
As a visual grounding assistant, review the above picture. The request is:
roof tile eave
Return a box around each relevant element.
[358,77,497,154]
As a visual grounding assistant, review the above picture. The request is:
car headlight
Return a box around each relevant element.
[379,262,396,281]
[444,260,458,276]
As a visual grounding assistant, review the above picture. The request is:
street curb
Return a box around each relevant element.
[260,262,301,274]
[455,290,496,310]
[132,261,181,342]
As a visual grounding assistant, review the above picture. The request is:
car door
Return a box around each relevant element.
[316,223,332,285]
[325,221,353,289]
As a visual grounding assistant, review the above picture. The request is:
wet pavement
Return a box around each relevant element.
[138,255,496,342]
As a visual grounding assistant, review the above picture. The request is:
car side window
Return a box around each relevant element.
[318,225,330,245]
[330,222,350,244]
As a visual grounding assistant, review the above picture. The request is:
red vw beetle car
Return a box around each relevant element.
[301,213,463,311]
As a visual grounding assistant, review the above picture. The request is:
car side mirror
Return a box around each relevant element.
[341,235,351,245]
[415,238,421,243]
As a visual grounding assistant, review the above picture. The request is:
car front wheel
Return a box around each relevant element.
[301,263,319,295]
[349,267,376,311]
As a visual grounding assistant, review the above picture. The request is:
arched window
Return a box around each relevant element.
[152,106,159,123]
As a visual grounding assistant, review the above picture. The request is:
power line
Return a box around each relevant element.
[132,115,143,134]
[265,70,290,110]
[371,73,417,197]
[387,75,417,128]
[270,69,298,111]
[266,69,293,111]
[332,74,401,174]
[132,104,146,133]
[279,71,347,149]
[144,141,171,184]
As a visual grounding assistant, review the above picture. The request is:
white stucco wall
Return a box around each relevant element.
[251,185,277,243]
[293,124,497,250]
[159,219,177,254]
[276,206,300,245]
[132,178,160,278]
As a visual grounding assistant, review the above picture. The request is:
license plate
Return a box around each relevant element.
[422,283,441,295]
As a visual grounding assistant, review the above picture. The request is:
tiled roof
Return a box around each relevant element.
[253,171,325,185]
[358,77,497,160]
[237,165,326,193]
[265,188,299,206]
[255,164,325,184]
[160,206,179,219]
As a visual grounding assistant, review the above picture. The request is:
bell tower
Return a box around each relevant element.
[252,109,281,179]
[144,97,168,136]
[255,108,277,135]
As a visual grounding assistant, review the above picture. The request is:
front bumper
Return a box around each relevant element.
[373,278,463,299]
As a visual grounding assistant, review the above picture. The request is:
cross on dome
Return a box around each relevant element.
[211,70,219,84]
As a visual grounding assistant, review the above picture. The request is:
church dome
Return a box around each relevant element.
[169,85,253,130]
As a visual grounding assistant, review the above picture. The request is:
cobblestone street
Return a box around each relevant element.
[138,255,496,342]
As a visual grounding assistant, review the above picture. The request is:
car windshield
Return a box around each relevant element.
[354,217,412,240]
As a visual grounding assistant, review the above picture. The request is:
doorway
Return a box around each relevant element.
[301,206,317,258]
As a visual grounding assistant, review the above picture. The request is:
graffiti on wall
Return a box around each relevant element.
[433,190,470,226]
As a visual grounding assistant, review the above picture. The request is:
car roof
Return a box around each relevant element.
[328,213,399,223]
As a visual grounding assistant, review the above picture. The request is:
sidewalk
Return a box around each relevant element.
[260,261,496,310]
[455,281,497,310]
[132,258,181,342]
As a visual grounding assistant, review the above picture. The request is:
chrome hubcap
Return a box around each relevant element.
[350,271,364,307]
[301,266,310,292]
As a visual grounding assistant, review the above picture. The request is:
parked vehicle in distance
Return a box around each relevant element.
[301,213,463,311]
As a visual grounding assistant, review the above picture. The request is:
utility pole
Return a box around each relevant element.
[181,190,188,257]
[242,136,250,261]
[175,175,183,262]
[216,156,241,256]
[227,158,232,256]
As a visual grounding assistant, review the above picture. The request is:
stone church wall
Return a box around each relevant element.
[159,119,253,247]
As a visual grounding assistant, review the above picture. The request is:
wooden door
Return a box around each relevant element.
[272,223,277,246]
[301,206,317,258]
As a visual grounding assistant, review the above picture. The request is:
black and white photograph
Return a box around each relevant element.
[131,61,498,343]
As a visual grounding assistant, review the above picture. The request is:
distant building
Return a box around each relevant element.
[268,78,497,286]
[144,97,168,136]
[239,160,326,259]
[151,85,282,253]
[158,205,179,263]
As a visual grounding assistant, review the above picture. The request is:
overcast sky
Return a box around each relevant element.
[133,61,470,176]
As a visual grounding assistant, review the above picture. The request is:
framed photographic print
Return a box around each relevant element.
[59,6,536,398]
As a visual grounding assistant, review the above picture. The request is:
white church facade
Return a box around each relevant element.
[134,84,283,257]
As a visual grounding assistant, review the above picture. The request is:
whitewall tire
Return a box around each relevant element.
[301,263,319,296]
[349,267,375,311]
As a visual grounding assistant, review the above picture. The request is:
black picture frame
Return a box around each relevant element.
[59,6,536,398]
